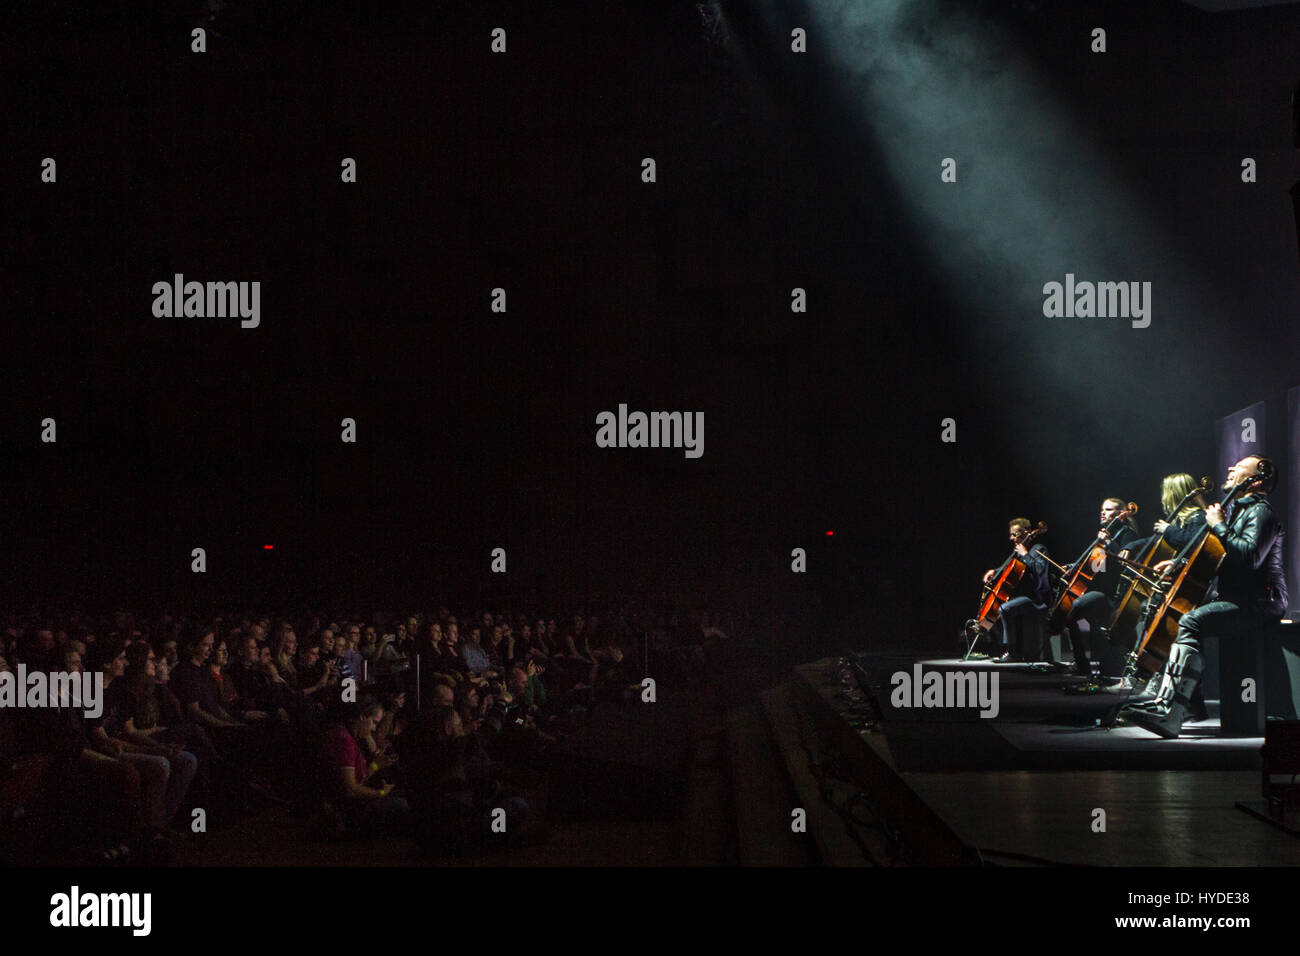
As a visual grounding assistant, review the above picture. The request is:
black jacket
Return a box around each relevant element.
[1121,511,1208,569]
[1163,510,1208,551]
[1208,494,1287,616]
[1017,544,1053,606]
[1083,523,1139,600]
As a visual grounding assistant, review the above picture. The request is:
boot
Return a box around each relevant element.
[1118,670,1160,703]
[1113,670,1141,692]
[1123,655,1185,712]
[1126,644,1203,739]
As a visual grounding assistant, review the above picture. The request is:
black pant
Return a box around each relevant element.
[1175,599,1276,655]
[996,597,1046,659]
[1067,591,1114,675]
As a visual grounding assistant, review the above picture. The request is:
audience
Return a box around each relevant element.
[0,601,741,864]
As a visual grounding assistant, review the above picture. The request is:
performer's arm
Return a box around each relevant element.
[1161,512,1205,550]
[1025,545,1052,604]
[1209,501,1278,572]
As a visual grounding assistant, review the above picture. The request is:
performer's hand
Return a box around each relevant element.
[1204,503,1224,527]
[1013,543,1029,557]
[1153,519,1169,534]
[1097,529,1111,545]
[983,569,995,585]
[1154,559,1175,576]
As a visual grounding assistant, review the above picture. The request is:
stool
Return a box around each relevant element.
[1265,620,1300,720]
[1219,620,1300,736]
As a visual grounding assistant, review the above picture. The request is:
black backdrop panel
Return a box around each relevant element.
[1217,401,1267,497]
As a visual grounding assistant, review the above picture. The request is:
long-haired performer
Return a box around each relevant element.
[1122,456,1287,738]
[1118,474,1207,691]
[1121,474,1208,559]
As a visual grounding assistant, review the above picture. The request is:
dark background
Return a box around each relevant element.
[3,0,1300,651]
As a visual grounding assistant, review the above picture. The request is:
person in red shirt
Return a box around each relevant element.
[319,698,409,834]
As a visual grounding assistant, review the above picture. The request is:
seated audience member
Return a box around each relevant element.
[122,641,217,768]
[456,683,490,737]
[433,678,456,707]
[523,658,550,715]
[378,629,404,666]
[208,640,244,715]
[271,627,298,686]
[296,642,337,716]
[170,630,245,732]
[460,626,494,676]
[534,619,554,659]
[93,639,198,831]
[486,625,505,671]
[340,630,364,685]
[330,633,355,688]
[318,697,409,835]
[16,646,145,861]
[360,629,381,665]
[17,627,59,673]
[560,627,591,664]
[372,691,407,757]
[231,634,291,721]
[516,622,534,658]
[152,655,187,725]
[317,628,336,662]
[437,625,467,678]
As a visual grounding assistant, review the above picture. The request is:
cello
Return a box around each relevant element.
[963,522,1049,657]
[1047,502,1138,634]
[1125,472,1265,680]
[1107,477,1211,676]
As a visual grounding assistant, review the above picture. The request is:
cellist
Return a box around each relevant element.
[1105,473,1208,697]
[1062,498,1141,683]
[984,518,1053,662]
[1120,474,1209,557]
[1122,456,1287,738]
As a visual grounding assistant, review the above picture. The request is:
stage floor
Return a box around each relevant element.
[855,655,1262,771]
[793,656,1300,866]
[905,768,1298,866]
